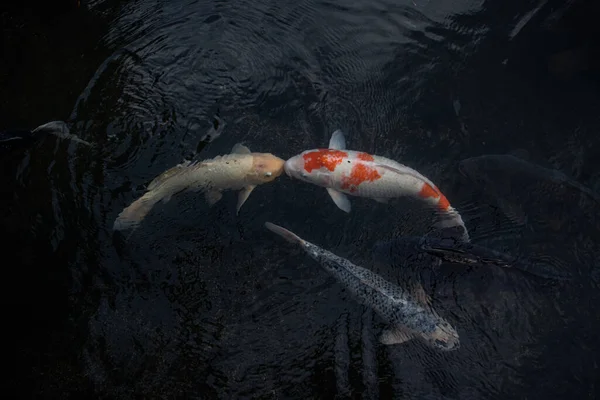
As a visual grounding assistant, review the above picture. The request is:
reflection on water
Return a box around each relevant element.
[4,0,600,398]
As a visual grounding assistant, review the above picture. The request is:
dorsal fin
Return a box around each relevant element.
[147,160,192,191]
[375,163,434,185]
[232,143,251,154]
[412,282,432,308]
[329,129,346,150]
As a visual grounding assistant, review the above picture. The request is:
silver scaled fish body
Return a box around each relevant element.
[265,222,460,351]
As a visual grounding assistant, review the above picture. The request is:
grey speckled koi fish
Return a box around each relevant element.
[265,222,460,351]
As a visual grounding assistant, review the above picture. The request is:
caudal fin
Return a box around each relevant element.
[32,121,70,135]
[113,192,160,231]
[264,222,305,245]
[432,206,470,243]
[32,120,92,146]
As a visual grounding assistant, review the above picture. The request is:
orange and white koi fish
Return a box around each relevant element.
[113,143,285,230]
[284,130,469,242]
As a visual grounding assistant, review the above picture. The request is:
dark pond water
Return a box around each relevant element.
[4,0,600,398]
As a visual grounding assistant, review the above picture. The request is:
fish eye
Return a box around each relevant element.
[301,172,308,178]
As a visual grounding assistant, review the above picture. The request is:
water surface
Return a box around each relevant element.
[4,0,600,398]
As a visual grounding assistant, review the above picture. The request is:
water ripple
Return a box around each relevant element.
[31,0,600,398]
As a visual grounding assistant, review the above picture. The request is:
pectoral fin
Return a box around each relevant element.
[205,190,223,206]
[326,188,351,213]
[373,197,389,204]
[380,327,416,345]
[161,193,173,204]
[412,282,432,308]
[329,129,346,150]
[232,143,251,154]
[237,185,256,214]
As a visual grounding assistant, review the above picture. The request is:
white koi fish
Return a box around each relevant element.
[284,130,469,242]
[113,143,285,230]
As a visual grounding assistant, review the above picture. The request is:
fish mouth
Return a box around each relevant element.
[434,338,460,351]
[283,159,293,177]
[284,157,301,178]
[426,325,460,351]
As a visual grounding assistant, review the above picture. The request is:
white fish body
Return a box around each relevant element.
[113,143,285,230]
[284,130,469,242]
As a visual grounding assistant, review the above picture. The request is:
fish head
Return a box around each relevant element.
[422,320,460,351]
[459,154,518,183]
[458,155,498,186]
[284,149,345,187]
[249,153,286,183]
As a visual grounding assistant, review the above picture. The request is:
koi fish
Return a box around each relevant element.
[113,144,285,230]
[459,152,600,207]
[265,221,460,351]
[284,130,469,242]
[373,235,574,281]
[372,235,516,269]
[0,120,91,152]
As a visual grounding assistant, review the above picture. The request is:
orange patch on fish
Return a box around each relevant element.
[357,152,375,161]
[419,183,451,211]
[341,162,382,192]
[437,193,451,211]
[303,149,348,173]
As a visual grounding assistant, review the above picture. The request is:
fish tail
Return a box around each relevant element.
[31,121,70,135]
[433,205,471,242]
[418,182,470,241]
[32,120,92,146]
[265,222,305,245]
[113,191,161,231]
[67,136,93,146]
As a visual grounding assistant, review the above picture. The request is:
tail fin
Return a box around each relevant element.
[265,222,305,245]
[412,178,470,243]
[32,120,92,146]
[431,205,470,243]
[113,192,161,231]
[31,121,70,135]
